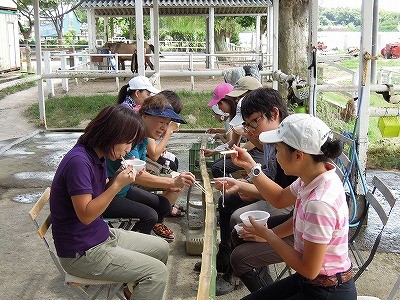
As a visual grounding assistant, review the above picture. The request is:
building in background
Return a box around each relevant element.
[0,0,20,72]
[40,11,82,39]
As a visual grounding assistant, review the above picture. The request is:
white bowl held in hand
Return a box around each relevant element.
[239,210,270,226]
[124,159,146,172]
[234,224,245,234]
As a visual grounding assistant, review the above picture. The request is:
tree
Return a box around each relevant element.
[278,0,309,78]
[13,0,34,72]
[40,0,80,44]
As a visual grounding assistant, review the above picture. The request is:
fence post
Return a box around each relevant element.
[378,69,383,84]
[43,51,54,97]
[352,71,358,99]
[189,53,195,90]
[60,51,69,92]
[115,53,120,90]
[74,55,79,85]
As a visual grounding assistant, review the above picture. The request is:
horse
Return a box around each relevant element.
[102,41,155,73]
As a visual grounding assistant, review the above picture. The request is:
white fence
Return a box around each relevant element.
[41,50,272,95]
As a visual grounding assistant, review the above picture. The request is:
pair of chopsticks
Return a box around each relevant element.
[193,180,211,196]
[120,156,128,168]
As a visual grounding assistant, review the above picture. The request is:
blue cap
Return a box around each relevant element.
[144,105,187,124]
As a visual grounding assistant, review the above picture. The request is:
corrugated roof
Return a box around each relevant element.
[80,0,272,16]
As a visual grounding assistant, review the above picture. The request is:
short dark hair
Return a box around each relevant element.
[78,105,145,157]
[138,93,169,115]
[159,90,183,113]
[241,88,288,122]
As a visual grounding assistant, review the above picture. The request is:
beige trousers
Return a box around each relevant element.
[59,228,169,300]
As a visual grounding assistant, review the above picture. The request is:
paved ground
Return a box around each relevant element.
[0,77,399,299]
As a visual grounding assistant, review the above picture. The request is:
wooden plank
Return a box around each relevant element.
[38,214,51,239]
[197,137,217,300]
[28,187,50,221]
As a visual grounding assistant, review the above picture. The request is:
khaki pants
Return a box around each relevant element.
[59,228,169,300]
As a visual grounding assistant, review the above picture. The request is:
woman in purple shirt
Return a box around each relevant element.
[50,105,170,300]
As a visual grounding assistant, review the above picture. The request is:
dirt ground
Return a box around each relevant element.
[0,76,399,299]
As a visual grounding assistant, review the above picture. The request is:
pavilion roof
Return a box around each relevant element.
[80,0,272,16]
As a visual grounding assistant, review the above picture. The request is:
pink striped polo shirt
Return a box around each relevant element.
[289,162,352,276]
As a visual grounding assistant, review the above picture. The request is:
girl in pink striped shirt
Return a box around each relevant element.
[230,114,356,300]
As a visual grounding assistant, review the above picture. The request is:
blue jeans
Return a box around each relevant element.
[241,272,357,300]
[103,187,171,234]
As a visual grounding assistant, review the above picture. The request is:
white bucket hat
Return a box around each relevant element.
[259,114,332,155]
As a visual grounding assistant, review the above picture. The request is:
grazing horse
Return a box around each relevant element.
[102,42,155,73]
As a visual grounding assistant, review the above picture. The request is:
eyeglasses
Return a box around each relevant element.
[242,115,263,130]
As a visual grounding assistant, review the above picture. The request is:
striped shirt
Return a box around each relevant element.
[290,162,351,276]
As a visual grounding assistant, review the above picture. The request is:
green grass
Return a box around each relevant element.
[340,57,400,70]
[25,90,221,129]
[0,81,37,100]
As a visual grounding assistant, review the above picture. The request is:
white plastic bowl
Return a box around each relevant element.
[239,210,270,226]
[234,224,245,234]
[124,159,146,172]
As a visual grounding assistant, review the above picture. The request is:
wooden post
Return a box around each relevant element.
[33,0,46,127]
[60,51,69,92]
[43,51,54,97]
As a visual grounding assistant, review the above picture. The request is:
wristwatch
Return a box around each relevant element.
[248,163,262,179]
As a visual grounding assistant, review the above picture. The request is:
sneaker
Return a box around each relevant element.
[193,255,230,273]
[216,274,241,296]
[153,223,174,240]
[194,261,202,272]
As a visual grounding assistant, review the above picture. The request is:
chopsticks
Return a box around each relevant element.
[193,180,211,196]
[120,156,128,168]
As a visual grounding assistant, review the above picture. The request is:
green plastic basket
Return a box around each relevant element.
[189,142,221,177]
[378,116,400,138]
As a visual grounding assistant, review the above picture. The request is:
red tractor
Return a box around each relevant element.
[317,41,327,51]
[381,42,400,59]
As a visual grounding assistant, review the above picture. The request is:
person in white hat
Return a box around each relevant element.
[228,114,356,299]
[117,76,160,110]
[206,104,231,143]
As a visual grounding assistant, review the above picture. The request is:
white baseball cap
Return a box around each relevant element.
[259,114,332,155]
[211,104,229,117]
[128,76,160,95]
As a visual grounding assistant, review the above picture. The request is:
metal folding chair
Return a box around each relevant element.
[349,176,398,281]
[28,188,125,300]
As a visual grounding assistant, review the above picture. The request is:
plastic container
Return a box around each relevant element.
[240,210,270,226]
[188,142,221,176]
[234,224,245,234]
[124,159,146,171]
[378,116,400,138]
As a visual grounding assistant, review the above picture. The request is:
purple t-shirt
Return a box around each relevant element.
[50,142,109,258]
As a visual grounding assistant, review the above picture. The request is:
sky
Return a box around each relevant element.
[319,0,400,13]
